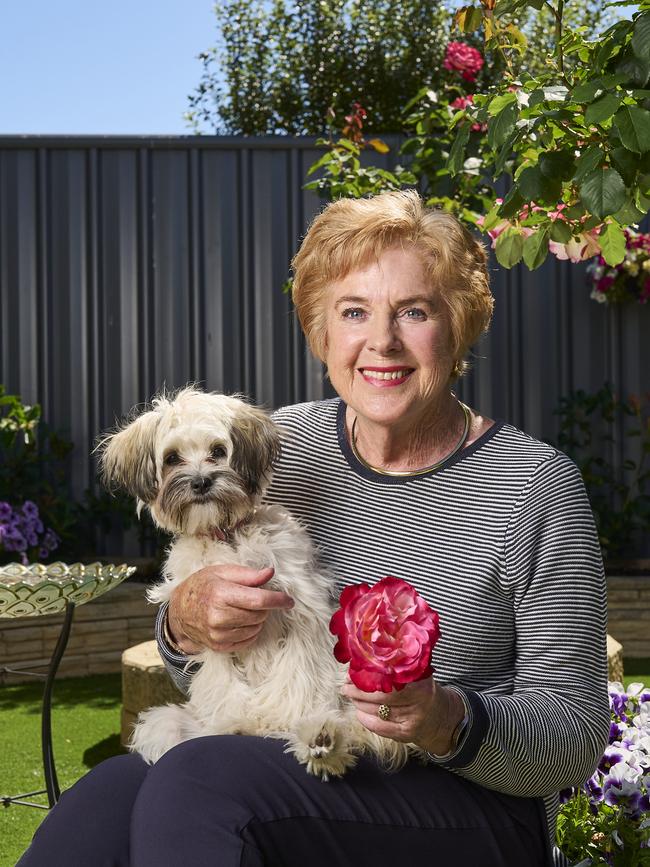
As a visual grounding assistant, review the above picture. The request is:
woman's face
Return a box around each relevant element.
[324,246,456,430]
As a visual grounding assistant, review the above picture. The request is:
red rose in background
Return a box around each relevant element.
[329,576,441,693]
[443,41,484,83]
[450,94,487,132]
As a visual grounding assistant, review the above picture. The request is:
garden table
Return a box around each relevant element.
[0,562,135,809]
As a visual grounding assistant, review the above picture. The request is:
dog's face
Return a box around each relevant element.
[98,388,281,535]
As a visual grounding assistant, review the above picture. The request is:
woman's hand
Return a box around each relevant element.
[340,676,466,756]
[166,565,295,655]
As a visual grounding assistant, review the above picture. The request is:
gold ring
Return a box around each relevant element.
[378,704,391,721]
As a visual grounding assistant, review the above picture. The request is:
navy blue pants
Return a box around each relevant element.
[18,736,551,867]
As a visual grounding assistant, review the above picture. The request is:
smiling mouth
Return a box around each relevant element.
[359,368,414,381]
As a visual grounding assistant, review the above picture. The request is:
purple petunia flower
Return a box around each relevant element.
[603,763,644,817]
[599,746,625,775]
[559,787,575,803]
[3,529,27,551]
[38,547,49,560]
[42,529,60,551]
[609,690,628,718]
[585,772,604,803]
[21,500,39,518]
[609,721,626,742]
[0,501,12,522]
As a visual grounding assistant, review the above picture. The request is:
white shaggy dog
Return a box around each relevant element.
[98,387,416,779]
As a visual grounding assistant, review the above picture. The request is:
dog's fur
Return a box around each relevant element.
[98,387,419,778]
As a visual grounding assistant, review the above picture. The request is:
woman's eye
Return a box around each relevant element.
[341,307,365,320]
[402,307,427,320]
[164,452,181,466]
[210,445,227,460]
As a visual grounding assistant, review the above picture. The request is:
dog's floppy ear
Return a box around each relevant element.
[230,405,281,495]
[96,410,160,503]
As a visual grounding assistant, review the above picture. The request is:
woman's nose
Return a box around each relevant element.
[367,315,402,354]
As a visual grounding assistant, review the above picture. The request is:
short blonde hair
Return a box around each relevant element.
[291,190,493,377]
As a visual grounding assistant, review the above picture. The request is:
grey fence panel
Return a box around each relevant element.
[0,135,648,557]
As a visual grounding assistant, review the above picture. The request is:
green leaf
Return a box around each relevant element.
[612,104,650,153]
[494,130,519,177]
[632,11,650,62]
[598,221,627,266]
[571,79,606,102]
[573,145,604,183]
[500,186,525,219]
[585,93,621,125]
[571,72,628,103]
[402,86,432,113]
[488,103,518,150]
[517,166,545,200]
[466,6,483,32]
[517,165,562,203]
[494,227,524,268]
[523,224,551,270]
[307,151,334,175]
[635,188,650,209]
[611,196,647,224]
[481,202,503,231]
[550,220,573,243]
[494,0,527,14]
[542,86,569,102]
[616,52,650,87]
[447,123,471,176]
[487,92,517,117]
[579,167,627,218]
[610,146,640,184]
[539,150,576,180]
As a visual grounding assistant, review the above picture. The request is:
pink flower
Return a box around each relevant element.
[444,42,484,83]
[548,229,601,263]
[449,94,486,132]
[329,576,441,693]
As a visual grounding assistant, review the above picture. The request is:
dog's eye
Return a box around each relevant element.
[210,445,227,460]
[164,451,181,466]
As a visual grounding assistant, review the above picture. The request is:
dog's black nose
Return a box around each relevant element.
[191,475,213,495]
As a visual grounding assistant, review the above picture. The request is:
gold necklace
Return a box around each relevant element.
[350,401,471,478]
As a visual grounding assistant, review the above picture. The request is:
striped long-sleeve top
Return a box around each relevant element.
[156,398,611,859]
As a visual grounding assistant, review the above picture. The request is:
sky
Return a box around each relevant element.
[0,1,217,135]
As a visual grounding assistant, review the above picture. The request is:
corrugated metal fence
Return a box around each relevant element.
[1,135,648,552]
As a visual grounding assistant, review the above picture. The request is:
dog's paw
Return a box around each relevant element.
[306,747,358,781]
[284,717,357,781]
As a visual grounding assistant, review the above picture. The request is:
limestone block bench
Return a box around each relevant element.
[121,640,185,747]
[121,635,626,748]
[607,634,624,683]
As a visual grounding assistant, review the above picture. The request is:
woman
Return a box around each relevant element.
[19,190,609,866]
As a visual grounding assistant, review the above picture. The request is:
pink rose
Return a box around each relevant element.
[443,42,484,83]
[329,576,441,693]
[449,94,486,132]
[548,229,601,263]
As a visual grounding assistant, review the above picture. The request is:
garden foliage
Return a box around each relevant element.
[187,0,450,135]
[554,386,650,560]
[557,681,650,866]
[186,0,611,137]
[301,0,649,272]
[0,387,159,563]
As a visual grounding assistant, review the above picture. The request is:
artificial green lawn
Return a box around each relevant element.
[2,663,650,866]
[1,674,125,867]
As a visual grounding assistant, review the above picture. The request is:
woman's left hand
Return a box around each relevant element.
[340,676,464,755]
